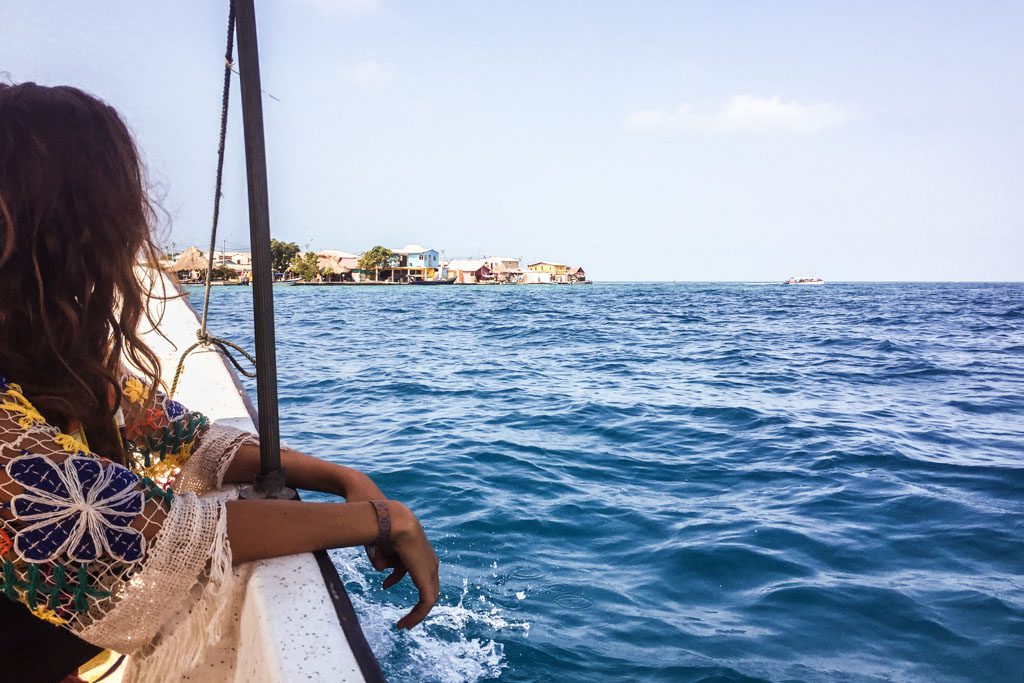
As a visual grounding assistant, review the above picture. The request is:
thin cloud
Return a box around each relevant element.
[625,95,852,134]
[340,61,394,88]
[306,0,381,18]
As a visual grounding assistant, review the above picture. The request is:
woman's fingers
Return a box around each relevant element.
[397,549,440,629]
[365,543,391,571]
[398,563,437,630]
[385,501,441,629]
[397,572,439,630]
[382,565,407,589]
[367,540,406,573]
[396,597,433,630]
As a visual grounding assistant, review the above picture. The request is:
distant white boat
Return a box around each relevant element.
[784,276,825,285]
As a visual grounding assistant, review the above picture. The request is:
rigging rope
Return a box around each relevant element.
[170,0,257,398]
[201,0,236,334]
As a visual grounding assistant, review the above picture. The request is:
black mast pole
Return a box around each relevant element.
[234,0,294,499]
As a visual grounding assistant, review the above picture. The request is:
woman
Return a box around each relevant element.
[0,82,439,679]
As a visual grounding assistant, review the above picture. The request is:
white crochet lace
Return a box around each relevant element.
[76,493,227,654]
[175,423,257,495]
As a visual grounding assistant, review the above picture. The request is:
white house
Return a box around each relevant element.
[483,256,521,273]
[210,251,252,273]
[522,271,554,284]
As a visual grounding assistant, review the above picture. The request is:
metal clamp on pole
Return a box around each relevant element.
[242,466,294,500]
[233,0,296,501]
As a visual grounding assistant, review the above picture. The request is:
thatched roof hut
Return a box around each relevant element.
[317,256,349,275]
[167,247,209,272]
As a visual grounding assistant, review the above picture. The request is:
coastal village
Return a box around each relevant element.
[162,242,590,285]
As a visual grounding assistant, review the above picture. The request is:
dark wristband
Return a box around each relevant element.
[369,500,391,546]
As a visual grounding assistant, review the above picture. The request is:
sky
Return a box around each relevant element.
[3,0,1022,281]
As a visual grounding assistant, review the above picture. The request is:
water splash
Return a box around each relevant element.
[332,549,529,683]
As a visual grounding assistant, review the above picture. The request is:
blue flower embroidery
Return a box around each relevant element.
[8,454,146,563]
[163,398,186,421]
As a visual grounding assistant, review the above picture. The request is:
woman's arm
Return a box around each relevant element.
[223,444,413,584]
[225,498,439,630]
[120,375,434,624]
[222,443,384,501]
[1,379,440,636]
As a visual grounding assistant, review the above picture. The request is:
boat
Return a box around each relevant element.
[784,276,825,285]
[408,277,455,285]
[290,279,390,286]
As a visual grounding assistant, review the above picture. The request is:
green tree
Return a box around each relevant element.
[212,264,237,281]
[358,246,397,281]
[290,252,324,281]
[271,239,301,273]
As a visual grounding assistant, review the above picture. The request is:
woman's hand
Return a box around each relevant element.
[225,498,440,629]
[224,442,440,625]
[384,502,440,630]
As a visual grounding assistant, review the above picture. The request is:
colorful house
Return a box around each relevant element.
[394,244,440,280]
[527,261,569,275]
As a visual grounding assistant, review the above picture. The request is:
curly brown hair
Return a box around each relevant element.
[0,82,166,463]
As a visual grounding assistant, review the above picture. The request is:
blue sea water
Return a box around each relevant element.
[191,282,1024,683]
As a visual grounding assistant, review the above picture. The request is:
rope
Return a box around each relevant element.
[170,334,256,398]
[170,0,258,398]
[202,0,236,333]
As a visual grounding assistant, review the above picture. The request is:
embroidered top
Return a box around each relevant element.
[0,372,256,661]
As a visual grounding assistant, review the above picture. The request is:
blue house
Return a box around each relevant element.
[394,244,440,279]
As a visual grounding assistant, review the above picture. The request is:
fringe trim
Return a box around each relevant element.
[213,430,252,490]
[76,493,218,654]
[175,423,256,495]
[122,502,235,683]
